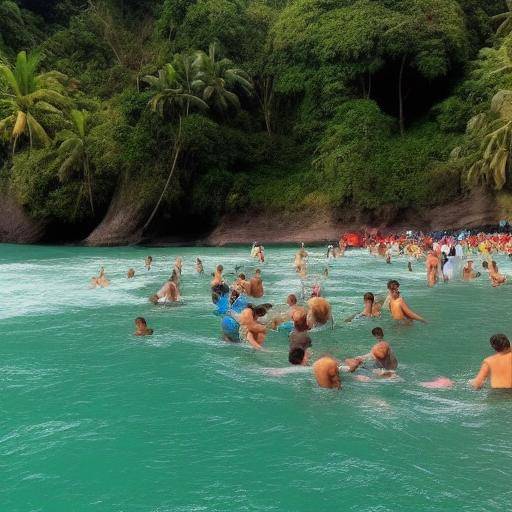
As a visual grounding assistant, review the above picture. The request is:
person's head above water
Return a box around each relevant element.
[255,269,261,276]
[289,346,308,365]
[216,264,223,273]
[292,309,309,332]
[387,279,400,291]
[482,261,489,269]
[239,273,246,280]
[372,341,390,361]
[490,333,510,352]
[135,317,147,327]
[390,287,400,299]
[363,292,375,304]
[313,357,341,389]
[372,326,384,339]
[287,294,297,306]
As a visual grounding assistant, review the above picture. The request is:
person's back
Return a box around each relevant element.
[484,351,512,388]
[250,273,264,298]
[471,334,512,389]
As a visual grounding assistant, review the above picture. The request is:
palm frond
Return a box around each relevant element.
[26,111,50,146]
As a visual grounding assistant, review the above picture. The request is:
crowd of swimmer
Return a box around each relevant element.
[89,234,512,391]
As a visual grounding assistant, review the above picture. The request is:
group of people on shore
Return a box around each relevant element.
[92,230,512,392]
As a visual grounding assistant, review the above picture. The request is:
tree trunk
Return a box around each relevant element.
[257,76,273,135]
[142,117,182,232]
[398,56,406,136]
[367,72,372,100]
[85,155,95,215]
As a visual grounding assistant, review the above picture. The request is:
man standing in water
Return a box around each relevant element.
[426,251,439,287]
[249,269,264,298]
[471,334,512,389]
[387,281,426,324]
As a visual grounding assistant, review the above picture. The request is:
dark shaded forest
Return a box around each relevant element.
[1,0,511,242]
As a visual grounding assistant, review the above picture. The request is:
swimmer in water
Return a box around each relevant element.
[249,269,264,298]
[289,346,310,366]
[346,331,398,378]
[470,334,512,389]
[234,273,251,295]
[90,266,110,288]
[292,308,309,332]
[289,330,312,351]
[269,294,301,330]
[388,286,426,324]
[426,251,439,287]
[294,244,308,276]
[237,305,267,350]
[211,264,224,287]
[310,282,321,298]
[127,268,135,279]
[149,277,180,304]
[344,292,381,322]
[195,258,204,274]
[306,297,332,329]
[462,259,479,281]
[483,260,507,287]
[134,317,153,336]
[313,356,341,389]
[144,256,153,271]
[408,261,412,272]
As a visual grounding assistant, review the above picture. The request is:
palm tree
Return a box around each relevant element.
[141,60,208,231]
[56,109,95,216]
[492,1,512,38]
[465,90,512,191]
[192,42,252,113]
[0,50,69,152]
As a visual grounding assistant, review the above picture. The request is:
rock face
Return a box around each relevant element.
[0,196,44,243]
[85,183,145,246]
[206,191,501,245]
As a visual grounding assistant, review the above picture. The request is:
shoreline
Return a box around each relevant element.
[0,190,505,247]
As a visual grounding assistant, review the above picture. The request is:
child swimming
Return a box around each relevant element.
[134,317,153,336]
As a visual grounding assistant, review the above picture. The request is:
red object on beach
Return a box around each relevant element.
[343,232,363,247]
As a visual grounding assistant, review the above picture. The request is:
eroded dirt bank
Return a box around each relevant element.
[0,190,503,246]
[205,192,501,246]
[0,196,44,244]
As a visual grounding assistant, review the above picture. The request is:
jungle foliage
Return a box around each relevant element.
[0,0,510,237]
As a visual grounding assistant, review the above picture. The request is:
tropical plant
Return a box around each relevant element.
[56,109,95,216]
[192,42,252,113]
[465,90,512,190]
[141,58,208,231]
[0,50,69,152]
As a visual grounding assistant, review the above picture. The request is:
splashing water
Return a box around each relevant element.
[2,243,512,511]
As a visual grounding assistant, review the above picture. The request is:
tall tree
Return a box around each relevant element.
[141,58,208,231]
[192,42,252,113]
[465,90,512,191]
[56,109,95,216]
[0,50,68,152]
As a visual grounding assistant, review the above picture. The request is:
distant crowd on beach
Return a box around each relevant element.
[90,228,512,393]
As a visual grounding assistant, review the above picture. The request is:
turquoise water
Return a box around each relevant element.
[2,244,512,512]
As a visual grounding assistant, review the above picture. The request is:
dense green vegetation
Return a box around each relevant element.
[0,0,511,239]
